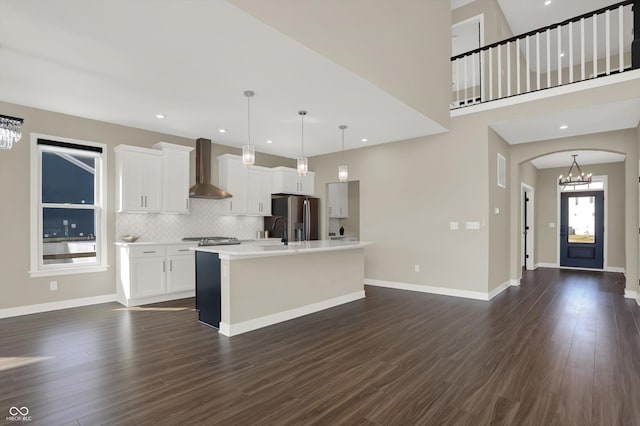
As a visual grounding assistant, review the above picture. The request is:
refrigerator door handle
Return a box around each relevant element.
[304,199,310,241]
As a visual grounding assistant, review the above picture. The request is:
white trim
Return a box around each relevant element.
[116,291,195,308]
[451,69,640,117]
[365,278,519,302]
[0,294,116,319]
[521,183,535,270]
[624,289,639,305]
[28,265,110,278]
[30,133,108,277]
[534,262,624,274]
[219,290,365,337]
[488,279,520,299]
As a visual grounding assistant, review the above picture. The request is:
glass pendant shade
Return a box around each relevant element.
[297,110,308,176]
[338,165,348,182]
[297,156,308,176]
[0,114,24,150]
[242,144,255,168]
[242,90,255,168]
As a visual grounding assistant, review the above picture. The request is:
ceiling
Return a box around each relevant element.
[0,0,445,159]
[530,150,625,169]
[490,98,640,145]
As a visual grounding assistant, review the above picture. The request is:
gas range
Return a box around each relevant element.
[182,236,241,247]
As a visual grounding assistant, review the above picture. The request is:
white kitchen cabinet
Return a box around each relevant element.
[152,142,193,214]
[116,243,195,307]
[246,167,272,216]
[166,245,196,293]
[219,155,273,216]
[328,182,349,218]
[115,145,163,212]
[271,167,315,196]
[218,154,248,215]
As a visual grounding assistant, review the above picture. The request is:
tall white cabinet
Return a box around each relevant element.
[153,142,193,214]
[328,182,349,218]
[218,154,272,216]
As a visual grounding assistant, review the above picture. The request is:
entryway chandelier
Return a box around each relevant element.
[558,154,592,186]
[0,114,24,150]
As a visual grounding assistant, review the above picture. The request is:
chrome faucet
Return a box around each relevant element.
[271,216,288,246]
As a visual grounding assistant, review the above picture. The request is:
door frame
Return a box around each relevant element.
[521,183,535,270]
[556,175,608,270]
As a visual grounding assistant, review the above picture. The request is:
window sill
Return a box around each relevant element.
[28,265,110,278]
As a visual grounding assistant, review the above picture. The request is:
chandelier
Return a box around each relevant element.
[0,114,24,150]
[558,154,592,186]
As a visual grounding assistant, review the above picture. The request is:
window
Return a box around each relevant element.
[30,134,108,277]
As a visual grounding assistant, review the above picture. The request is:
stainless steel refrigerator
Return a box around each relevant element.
[265,195,320,241]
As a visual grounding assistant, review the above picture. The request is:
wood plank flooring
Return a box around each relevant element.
[1,268,640,425]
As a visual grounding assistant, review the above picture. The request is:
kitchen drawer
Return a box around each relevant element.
[167,245,195,256]
[130,245,166,258]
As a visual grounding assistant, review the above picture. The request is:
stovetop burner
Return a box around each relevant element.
[182,236,241,247]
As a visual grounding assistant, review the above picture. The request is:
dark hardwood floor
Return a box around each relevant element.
[2,268,640,425]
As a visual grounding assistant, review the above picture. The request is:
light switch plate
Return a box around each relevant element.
[549,222,556,228]
[450,222,458,230]
[465,221,480,230]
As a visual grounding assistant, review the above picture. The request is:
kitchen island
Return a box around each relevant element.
[193,240,373,337]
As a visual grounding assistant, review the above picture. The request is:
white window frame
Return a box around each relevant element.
[29,133,109,277]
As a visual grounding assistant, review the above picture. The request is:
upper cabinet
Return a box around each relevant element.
[115,146,163,213]
[328,182,349,218]
[271,167,315,196]
[218,154,272,216]
[152,142,193,214]
[116,143,193,214]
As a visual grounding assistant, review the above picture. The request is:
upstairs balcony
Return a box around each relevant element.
[451,0,640,112]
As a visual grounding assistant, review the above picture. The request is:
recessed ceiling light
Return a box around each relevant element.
[218,128,227,133]
[155,114,166,119]
[560,52,565,57]
[361,138,368,142]
[544,0,551,5]
[560,125,568,130]
[266,140,273,144]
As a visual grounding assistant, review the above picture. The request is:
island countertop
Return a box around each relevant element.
[192,240,373,260]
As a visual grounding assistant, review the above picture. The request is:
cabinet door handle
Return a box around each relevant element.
[143,251,156,254]
[169,260,173,272]
[230,201,233,211]
[178,249,190,252]
[141,196,144,207]
[163,260,166,273]
[145,196,148,207]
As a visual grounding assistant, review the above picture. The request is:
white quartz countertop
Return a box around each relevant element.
[193,240,374,260]
[114,241,197,247]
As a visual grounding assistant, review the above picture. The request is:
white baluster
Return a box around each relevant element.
[526,35,531,92]
[456,58,460,107]
[546,28,551,88]
[558,25,562,85]
[606,9,610,75]
[569,21,574,83]
[498,44,502,99]
[593,13,598,78]
[516,38,521,94]
[618,5,624,72]
[472,52,476,103]
[507,42,511,97]
[581,18,585,80]
[536,32,541,90]
[489,47,493,101]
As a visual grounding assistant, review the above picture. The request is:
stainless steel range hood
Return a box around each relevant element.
[189,138,232,199]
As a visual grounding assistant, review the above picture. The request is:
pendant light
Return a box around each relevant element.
[558,154,592,186]
[242,90,255,168]
[297,110,308,176]
[338,124,348,182]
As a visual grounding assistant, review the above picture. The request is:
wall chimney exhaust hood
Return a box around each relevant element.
[189,138,232,199]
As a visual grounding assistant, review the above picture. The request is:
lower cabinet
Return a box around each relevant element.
[116,243,195,306]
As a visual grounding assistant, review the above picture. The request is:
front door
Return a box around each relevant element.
[560,191,604,269]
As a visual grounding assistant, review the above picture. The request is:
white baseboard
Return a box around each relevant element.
[624,289,640,306]
[0,294,117,319]
[117,290,195,307]
[365,278,519,302]
[219,290,365,337]
[534,263,625,274]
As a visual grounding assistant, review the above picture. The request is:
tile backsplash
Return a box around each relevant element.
[115,199,264,242]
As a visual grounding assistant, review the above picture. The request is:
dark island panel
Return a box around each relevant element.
[195,251,221,328]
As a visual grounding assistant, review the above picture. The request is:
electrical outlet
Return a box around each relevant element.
[414,264,420,272]
[49,281,58,291]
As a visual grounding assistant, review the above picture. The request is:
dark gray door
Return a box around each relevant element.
[560,191,604,269]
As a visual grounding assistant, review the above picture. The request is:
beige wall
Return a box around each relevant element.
[310,112,491,294]
[452,0,513,45]
[488,129,511,290]
[230,0,451,129]
[534,162,625,268]
[0,101,292,310]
